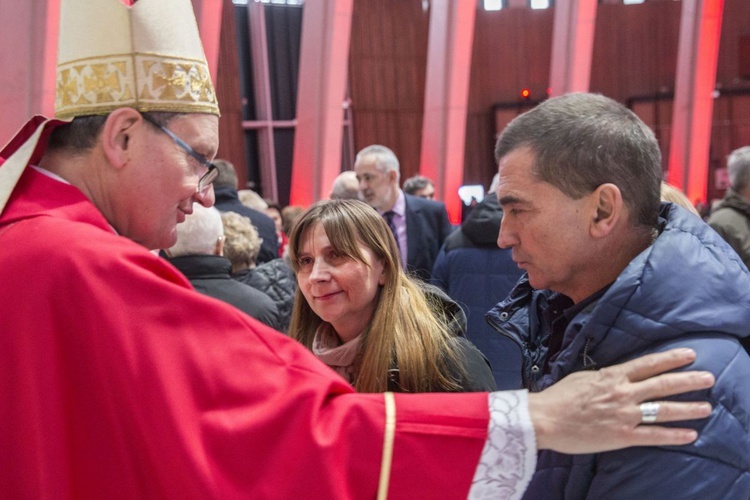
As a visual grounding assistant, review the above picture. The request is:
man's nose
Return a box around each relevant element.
[194,184,215,208]
[497,217,515,249]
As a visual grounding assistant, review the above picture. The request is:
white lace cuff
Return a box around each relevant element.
[468,390,537,500]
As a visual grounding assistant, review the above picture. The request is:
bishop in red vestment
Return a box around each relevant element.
[0,117,536,499]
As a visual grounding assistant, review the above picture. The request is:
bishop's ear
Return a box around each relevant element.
[590,183,623,238]
[100,107,142,169]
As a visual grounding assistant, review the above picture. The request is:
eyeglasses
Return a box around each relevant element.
[141,114,218,195]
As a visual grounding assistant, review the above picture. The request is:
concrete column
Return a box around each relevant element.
[245,2,279,201]
[548,0,598,97]
[667,0,724,203]
[191,0,224,83]
[290,0,354,206]
[419,0,476,224]
[0,0,59,146]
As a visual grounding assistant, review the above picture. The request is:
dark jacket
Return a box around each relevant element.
[234,258,296,334]
[707,187,750,270]
[213,185,279,264]
[486,203,750,499]
[390,283,497,393]
[403,193,455,281]
[168,254,281,331]
[432,193,524,389]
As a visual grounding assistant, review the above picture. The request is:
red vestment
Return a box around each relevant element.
[0,119,498,499]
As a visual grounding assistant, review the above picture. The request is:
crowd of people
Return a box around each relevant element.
[1,0,748,497]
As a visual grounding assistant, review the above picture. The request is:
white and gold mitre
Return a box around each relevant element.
[55,0,220,118]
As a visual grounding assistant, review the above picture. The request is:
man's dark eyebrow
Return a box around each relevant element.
[497,195,525,207]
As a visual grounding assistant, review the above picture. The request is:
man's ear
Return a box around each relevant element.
[387,169,398,184]
[590,183,623,238]
[100,107,143,169]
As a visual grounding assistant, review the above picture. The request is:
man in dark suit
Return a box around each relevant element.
[354,145,454,281]
[212,159,279,264]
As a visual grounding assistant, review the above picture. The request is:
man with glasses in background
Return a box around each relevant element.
[0,0,719,498]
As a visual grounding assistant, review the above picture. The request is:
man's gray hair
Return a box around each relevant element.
[168,204,224,257]
[330,171,360,200]
[494,92,662,228]
[213,159,239,189]
[727,146,750,192]
[355,145,400,181]
[238,189,268,211]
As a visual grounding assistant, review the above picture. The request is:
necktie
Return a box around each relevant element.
[383,211,400,250]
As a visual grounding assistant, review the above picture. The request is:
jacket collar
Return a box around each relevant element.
[715,188,750,217]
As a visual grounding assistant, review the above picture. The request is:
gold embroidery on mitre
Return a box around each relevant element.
[55,55,135,117]
[56,68,79,109]
[140,83,155,101]
[120,84,134,103]
[143,57,217,109]
[55,53,219,118]
[84,64,123,104]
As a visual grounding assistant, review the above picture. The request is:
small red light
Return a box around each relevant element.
[521,88,531,99]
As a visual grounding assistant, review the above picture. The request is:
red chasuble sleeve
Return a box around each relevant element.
[0,168,491,499]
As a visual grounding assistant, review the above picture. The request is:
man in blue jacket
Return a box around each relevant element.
[487,92,750,499]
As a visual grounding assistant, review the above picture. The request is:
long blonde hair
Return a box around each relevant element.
[288,199,466,392]
[660,181,700,216]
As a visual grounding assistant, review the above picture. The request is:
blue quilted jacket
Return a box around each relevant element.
[486,203,750,499]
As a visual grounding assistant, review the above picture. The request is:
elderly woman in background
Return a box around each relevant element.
[221,211,263,275]
[222,211,296,333]
[287,199,496,392]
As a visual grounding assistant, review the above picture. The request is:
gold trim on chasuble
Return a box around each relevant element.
[377,392,396,500]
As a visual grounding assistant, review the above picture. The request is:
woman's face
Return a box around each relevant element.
[296,223,386,343]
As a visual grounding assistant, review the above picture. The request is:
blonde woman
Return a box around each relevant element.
[288,199,496,393]
[660,181,700,216]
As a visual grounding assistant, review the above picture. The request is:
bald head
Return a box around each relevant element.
[330,171,360,200]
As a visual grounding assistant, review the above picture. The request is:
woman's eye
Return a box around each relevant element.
[298,256,313,267]
[329,251,349,262]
